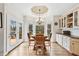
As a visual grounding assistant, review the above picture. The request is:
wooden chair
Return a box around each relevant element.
[45,33,52,46]
[27,33,34,46]
[34,35,46,55]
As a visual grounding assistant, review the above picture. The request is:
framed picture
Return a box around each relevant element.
[0,12,2,28]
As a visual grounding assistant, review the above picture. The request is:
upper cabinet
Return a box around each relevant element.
[67,13,73,28]
[73,10,79,27]
[63,17,67,28]
[56,6,79,29]
[59,17,63,29]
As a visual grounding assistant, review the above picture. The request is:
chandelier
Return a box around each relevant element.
[31,6,48,25]
[36,17,44,25]
[36,9,43,25]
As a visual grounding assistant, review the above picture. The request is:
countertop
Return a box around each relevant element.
[56,32,79,39]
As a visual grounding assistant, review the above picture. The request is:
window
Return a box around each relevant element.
[36,25,44,34]
[19,23,22,39]
[29,24,33,35]
[47,24,51,35]
[10,20,16,45]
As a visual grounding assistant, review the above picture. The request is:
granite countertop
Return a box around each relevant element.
[56,32,79,39]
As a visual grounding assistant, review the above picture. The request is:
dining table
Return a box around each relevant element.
[31,35,48,50]
[31,35,48,39]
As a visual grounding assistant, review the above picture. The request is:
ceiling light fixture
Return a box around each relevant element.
[31,6,48,25]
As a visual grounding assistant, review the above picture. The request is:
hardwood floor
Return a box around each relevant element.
[7,42,73,56]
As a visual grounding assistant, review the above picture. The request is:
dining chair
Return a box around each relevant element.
[27,33,34,46]
[34,35,46,55]
[45,33,52,46]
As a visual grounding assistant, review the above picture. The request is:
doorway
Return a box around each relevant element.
[36,25,44,34]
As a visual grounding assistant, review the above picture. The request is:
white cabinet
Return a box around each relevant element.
[56,34,71,52]
[73,9,79,27]
[56,34,59,43]
[56,34,63,46]
[63,35,70,51]
[59,34,63,46]
[62,35,67,48]
[66,37,70,51]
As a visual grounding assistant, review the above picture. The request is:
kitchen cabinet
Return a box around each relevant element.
[73,10,79,27]
[58,34,63,46]
[56,34,59,43]
[56,34,71,52]
[55,5,79,55]
[62,35,67,48]
[63,35,70,51]
[63,17,67,28]
[59,17,63,29]
[56,34,63,46]
[71,38,79,55]
[66,36,70,51]
[67,13,73,28]
[74,11,78,26]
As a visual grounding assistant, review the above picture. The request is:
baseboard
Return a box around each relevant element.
[4,41,24,56]
[56,42,73,55]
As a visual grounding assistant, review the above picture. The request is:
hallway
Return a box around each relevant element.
[7,42,73,56]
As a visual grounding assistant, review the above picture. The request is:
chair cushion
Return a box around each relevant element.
[45,38,50,41]
[30,38,34,41]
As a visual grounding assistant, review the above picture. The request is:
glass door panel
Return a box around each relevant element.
[36,25,44,34]
[74,11,79,26]
[47,24,51,35]
[10,20,16,45]
[29,24,33,35]
[63,17,66,28]
[19,23,22,39]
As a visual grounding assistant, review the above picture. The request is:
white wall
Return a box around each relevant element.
[0,3,4,56]
[52,16,61,42]
[23,16,29,41]
[0,29,4,56]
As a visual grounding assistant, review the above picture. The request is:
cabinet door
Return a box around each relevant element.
[66,37,70,51]
[63,36,67,48]
[63,17,67,28]
[72,42,79,55]
[74,11,79,26]
[56,34,59,43]
[59,35,63,46]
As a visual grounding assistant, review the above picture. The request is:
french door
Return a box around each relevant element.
[6,14,23,52]
[36,25,44,34]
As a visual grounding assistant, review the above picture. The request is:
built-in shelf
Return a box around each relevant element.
[67,13,73,28]
[67,17,73,19]
[67,22,73,24]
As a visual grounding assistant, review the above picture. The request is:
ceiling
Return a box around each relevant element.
[6,3,79,22]
[7,3,78,15]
